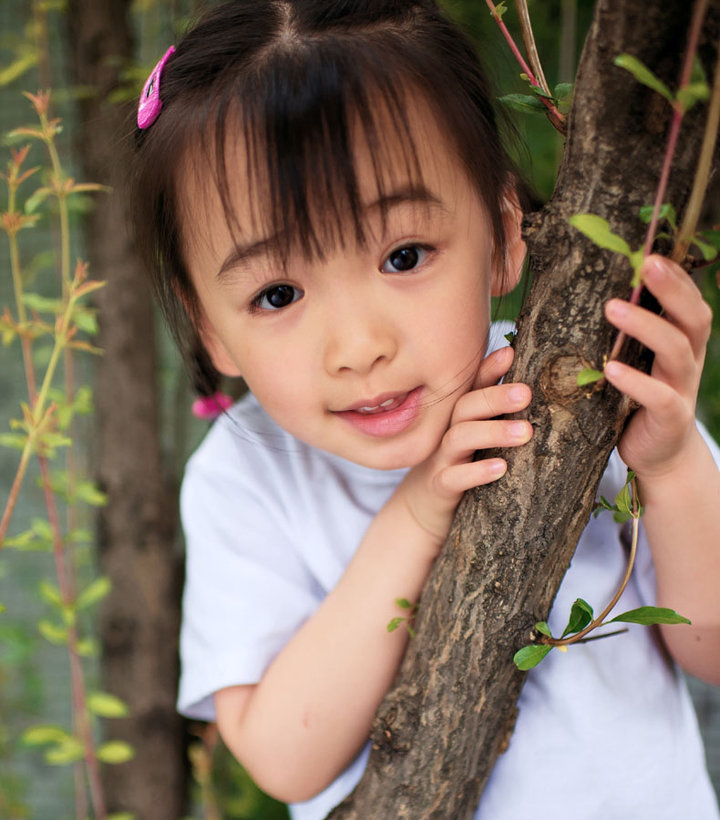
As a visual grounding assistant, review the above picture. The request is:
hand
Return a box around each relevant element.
[603,254,713,478]
[398,344,533,543]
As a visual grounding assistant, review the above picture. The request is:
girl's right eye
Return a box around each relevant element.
[251,284,303,312]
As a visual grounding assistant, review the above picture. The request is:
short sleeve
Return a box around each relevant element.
[625,417,720,607]
[177,423,325,721]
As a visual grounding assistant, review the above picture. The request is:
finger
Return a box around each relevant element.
[641,255,712,357]
[441,418,533,462]
[452,382,532,425]
[604,359,693,424]
[472,344,514,391]
[604,298,697,393]
[434,458,508,496]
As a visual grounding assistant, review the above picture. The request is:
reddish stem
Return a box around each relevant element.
[38,456,107,819]
[608,0,708,362]
[485,0,566,131]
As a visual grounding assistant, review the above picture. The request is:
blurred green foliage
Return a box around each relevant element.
[0,2,718,819]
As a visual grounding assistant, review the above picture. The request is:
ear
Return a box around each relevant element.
[491,188,526,297]
[197,313,243,378]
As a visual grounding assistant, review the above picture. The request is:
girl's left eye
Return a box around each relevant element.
[381,244,430,274]
[252,284,303,312]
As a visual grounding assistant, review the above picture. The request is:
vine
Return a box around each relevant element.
[0,92,130,820]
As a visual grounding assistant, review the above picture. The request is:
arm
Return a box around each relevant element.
[214,345,533,803]
[603,254,720,683]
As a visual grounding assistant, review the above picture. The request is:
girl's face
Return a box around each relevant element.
[181,100,522,470]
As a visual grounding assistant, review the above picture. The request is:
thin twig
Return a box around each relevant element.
[515,0,550,96]
[608,0,709,362]
[673,39,720,264]
[544,477,639,647]
[485,0,566,133]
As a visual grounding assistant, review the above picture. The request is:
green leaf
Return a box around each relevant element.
[76,637,98,657]
[21,724,69,747]
[676,82,710,113]
[2,518,53,552]
[37,619,68,646]
[24,187,51,214]
[513,644,553,670]
[75,479,108,507]
[610,606,691,626]
[690,55,708,86]
[614,54,673,103]
[577,367,603,386]
[96,740,135,764]
[562,598,594,637]
[0,53,37,87]
[639,202,677,230]
[498,93,546,114]
[534,621,552,638]
[491,1,508,20]
[76,576,111,611]
[504,331,516,343]
[691,236,718,262]
[87,692,129,718]
[39,580,63,608]
[45,736,85,765]
[568,214,632,257]
[22,292,63,315]
[387,617,403,633]
[0,432,29,450]
[72,306,99,335]
[629,249,645,287]
[553,82,573,99]
[0,623,34,664]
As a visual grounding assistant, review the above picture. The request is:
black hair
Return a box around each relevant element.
[131,0,526,396]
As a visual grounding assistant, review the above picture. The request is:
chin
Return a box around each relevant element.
[346,441,434,472]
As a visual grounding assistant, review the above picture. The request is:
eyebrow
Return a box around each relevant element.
[215,184,447,282]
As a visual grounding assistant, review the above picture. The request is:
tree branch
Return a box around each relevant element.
[327,1,719,816]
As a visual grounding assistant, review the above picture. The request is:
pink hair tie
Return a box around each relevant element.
[192,392,234,420]
[137,45,176,130]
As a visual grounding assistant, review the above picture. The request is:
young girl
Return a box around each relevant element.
[131,1,720,817]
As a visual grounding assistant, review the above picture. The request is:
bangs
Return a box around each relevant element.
[132,0,522,392]
[196,44,427,265]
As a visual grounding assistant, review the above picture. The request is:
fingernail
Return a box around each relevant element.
[508,385,528,403]
[606,299,628,318]
[604,361,622,378]
[510,421,530,440]
[489,459,507,476]
[644,255,671,279]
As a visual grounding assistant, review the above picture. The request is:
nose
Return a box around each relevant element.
[322,296,398,376]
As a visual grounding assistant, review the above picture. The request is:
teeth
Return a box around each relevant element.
[355,396,403,414]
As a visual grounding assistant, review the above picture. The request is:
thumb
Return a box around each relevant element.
[472,344,514,391]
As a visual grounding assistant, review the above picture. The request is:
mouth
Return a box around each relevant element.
[334,388,423,438]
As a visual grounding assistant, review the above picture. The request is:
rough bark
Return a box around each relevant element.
[65,3,186,818]
[329,1,720,817]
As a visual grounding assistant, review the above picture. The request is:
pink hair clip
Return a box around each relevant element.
[137,45,176,130]
[192,392,234,420]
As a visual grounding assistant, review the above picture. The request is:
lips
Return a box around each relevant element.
[334,387,423,438]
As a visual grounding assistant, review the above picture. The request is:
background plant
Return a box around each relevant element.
[1,1,719,819]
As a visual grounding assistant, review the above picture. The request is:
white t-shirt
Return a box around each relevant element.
[178,326,720,820]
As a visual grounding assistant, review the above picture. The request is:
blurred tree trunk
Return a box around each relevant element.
[330,1,719,817]
[65,2,187,818]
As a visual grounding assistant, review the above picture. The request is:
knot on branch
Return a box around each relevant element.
[540,352,601,405]
[370,684,421,759]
